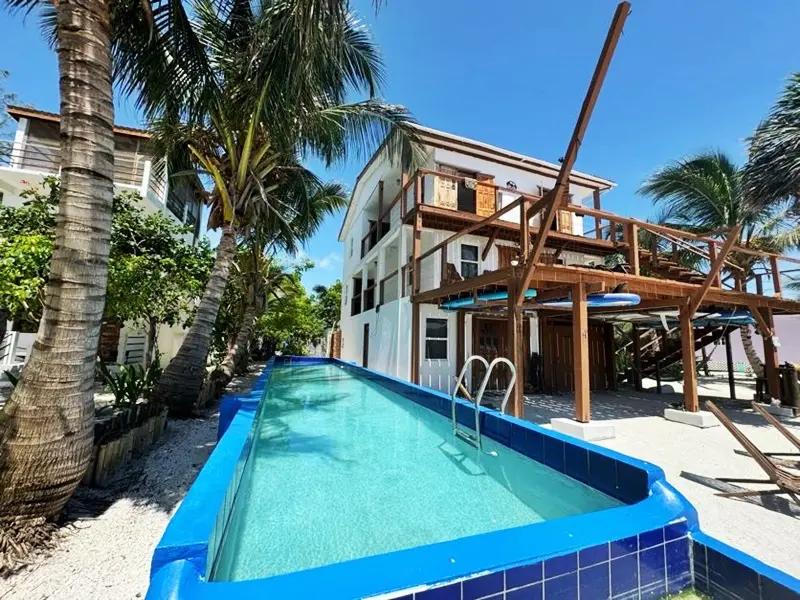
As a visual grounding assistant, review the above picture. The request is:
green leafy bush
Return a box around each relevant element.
[97,357,163,407]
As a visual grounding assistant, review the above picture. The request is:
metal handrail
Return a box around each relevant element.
[451,355,489,449]
[479,357,517,415]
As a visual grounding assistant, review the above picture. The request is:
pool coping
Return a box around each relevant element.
[146,357,800,599]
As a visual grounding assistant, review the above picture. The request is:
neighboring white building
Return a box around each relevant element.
[337,125,615,394]
[0,105,203,369]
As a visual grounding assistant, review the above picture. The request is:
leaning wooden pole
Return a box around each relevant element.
[573,282,591,422]
[516,1,630,304]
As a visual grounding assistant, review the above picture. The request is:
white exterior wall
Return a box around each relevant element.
[338,137,610,392]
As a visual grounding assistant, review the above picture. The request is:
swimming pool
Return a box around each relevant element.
[211,363,621,581]
[147,357,800,600]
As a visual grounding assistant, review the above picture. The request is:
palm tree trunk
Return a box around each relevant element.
[152,222,237,416]
[0,0,115,525]
[144,316,158,366]
[740,325,765,378]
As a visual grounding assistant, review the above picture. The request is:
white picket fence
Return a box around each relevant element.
[0,331,34,367]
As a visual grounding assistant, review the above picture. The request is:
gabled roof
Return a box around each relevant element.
[337,124,616,241]
[7,105,152,139]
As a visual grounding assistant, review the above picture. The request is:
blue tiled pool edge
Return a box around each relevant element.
[146,357,800,600]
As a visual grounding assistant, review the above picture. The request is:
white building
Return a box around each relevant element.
[0,105,204,371]
[337,125,615,395]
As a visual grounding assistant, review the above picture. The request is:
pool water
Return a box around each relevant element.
[211,364,622,582]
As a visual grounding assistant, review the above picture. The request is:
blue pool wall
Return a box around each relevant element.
[146,357,800,600]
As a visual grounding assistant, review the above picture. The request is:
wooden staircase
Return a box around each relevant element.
[639,252,707,285]
[638,325,726,378]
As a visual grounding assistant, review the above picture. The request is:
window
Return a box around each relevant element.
[461,244,479,279]
[349,236,354,257]
[425,318,448,360]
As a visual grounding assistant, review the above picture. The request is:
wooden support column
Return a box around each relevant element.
[507,275,525,418]
[520,199,530,261]
[725,331,736,400]
[680,302,699,412]
[603,322,617,391]
[708,242,720,287]
[593,189,602,238]
[377,180,384,230]
[755,274,764,296]
[631,324,643,391]
[771,256,783,297]
[456,310,465,377]
[400,171,409,218]
[759,307,780,400]
[573,282,590,422]
[440,243,447,286]
[410,209,422,384]
[627,223,640,275]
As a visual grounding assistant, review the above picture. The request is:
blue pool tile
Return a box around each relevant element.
[510,423,528,454]
[543,436,565,472]
[665,538,691,594]
[416,582,461,600]
[506,583,543,600]
[579,543,609,568]
[639,580,667,600]
[706,546,759,600]
[664,520,688,541]
[616,462,648,503]
[544,553,577,579]
[564,445,589,483]
[760,577,800,600]
[544,572,578,600]
[587,452,617,497]
[463,571,503,600]
[484,414,511,445]
[393,596,413,600]
[610,554,639,596]
[639,546,666,589]
[638,527,664,550]
[455,402,475,429]
[506,562,543,589]
[526,429,544,462]
[610,536,638,558]
[578,563,609,599]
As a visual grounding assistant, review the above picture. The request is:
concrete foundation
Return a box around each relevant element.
[550,418,616,441]
[664,408,719,429]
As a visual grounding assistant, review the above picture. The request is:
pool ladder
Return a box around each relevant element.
[451,356,517,451]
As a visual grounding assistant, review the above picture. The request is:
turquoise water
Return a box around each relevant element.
[211,364,621,582]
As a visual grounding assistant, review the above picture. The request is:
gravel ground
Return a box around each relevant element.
[0,366,264,600]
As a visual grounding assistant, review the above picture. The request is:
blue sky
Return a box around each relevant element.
[2,1,799,290]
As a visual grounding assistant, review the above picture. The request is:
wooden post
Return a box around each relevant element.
[414,174,421,209]
[631,324,643,391]
[655,359,662,394]
[410,209,422,385]
[593,189,602,238]
[708,242,720,287]
[377,180,384,232]
[456,310,465,378]
[725,331,736,400]
[573,282,591,422]
[627,223,640,275]
[507,275,525,418]
[680,302,699,412]
[755,274,764,296]
[771,256,782,297]
[440,243,447,286]
[411,303,420,385]
[650,234,659,265]
[400,171,409,218]
[603,323,616,391]
[672,242,679,263]
[759,307,780,400]
[520,199,530,261]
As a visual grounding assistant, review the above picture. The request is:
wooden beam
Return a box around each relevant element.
[688,224,742,315]
[588,298,682,314]
[517,1,630,304]
[771,255,783,297]
[573,282,591,422]
[604,323,617,390]
[481,229,499,261]
[534,282,605,303]
[411,303,420,384]
[412,267,511,304]
[749,301,774,338]
[627,223,640,275]
[725,330,736,400]
[593,189,602,238]
[507,275,525,417]
[707,242,720,287]
[631,324,643,391]
[520,199,530,261]
[400,171,409,217]
[758,307,780,400]
[456,310,465,378]
[440,241,448,285]
[680,302,699,412]
[412,210,422,294]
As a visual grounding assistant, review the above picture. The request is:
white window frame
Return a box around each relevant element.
[424,317,448,360]
[460,243,480,279]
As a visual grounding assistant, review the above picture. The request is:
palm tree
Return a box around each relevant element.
[0,0,117,540]
[145,0,421,416]
[745,73,800,207]
[639,150,800,376]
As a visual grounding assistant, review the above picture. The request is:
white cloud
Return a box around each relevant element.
[316,252,342,270]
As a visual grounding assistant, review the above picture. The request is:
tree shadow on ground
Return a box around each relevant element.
[680,471,800,520]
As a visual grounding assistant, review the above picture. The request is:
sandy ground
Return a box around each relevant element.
[0,366,263,600]
[520,376,800,579]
